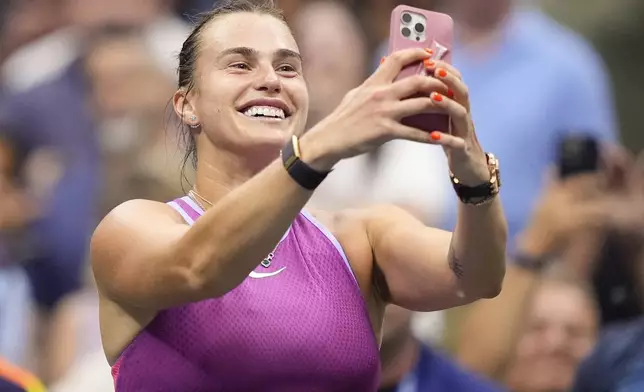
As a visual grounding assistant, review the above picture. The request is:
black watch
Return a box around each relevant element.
[281,135,331,190]
[450,152,501,205]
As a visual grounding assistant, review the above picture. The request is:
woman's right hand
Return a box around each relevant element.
[300,48,449,171]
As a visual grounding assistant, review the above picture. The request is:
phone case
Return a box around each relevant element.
[388,5,454,132]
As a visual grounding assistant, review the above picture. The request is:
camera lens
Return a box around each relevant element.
[415,23,424,33]
[401,13,412,24]
[401,27,411,38]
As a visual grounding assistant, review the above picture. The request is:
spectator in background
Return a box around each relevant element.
[1,0,188,93]
[456,148,644,390]
[0,0,66,90]
[379,305,503,392]
[0,134,37,368]
[0,22,180,381]
[84,26,182,216]
[573,316,644,392]
[444,0,618,244]
[501,271,599,392]
[374,0,618,244]
[42,28,180,385]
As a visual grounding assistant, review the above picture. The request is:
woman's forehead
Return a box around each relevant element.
[200,12,299,59]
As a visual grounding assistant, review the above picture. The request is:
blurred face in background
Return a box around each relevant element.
[504,281,598,392]
[446,0,513,29]
[292,2,367,128]
[86,33,173,153]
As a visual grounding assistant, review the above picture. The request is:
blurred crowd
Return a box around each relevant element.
[1,0,644,391]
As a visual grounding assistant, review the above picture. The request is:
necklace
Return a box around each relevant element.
[188,189,211,211]
[187,188,275,268]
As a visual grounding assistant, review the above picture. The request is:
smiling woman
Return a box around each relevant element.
[90,0,507,391]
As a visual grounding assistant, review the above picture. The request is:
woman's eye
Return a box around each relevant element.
[230,63,250,70]
[278,65,296,72]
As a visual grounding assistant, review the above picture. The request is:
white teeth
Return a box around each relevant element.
[242,105,286,119]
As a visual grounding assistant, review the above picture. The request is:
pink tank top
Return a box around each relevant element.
[111,196,380,391]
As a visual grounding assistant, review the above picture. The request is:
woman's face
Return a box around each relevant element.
[178,12,309,158]
[505,281,598,392]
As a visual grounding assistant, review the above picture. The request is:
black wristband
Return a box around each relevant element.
[280,135,330,190]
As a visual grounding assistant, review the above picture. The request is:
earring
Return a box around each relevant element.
[188,115,200,129]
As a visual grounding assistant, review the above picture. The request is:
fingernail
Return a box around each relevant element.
[447,89,455,98]
[430,131,441,141]
[431,92,443,102]
[380,56,386,64]
[424,59,435,69]
[437,68,448,78]
[425,48,434,55]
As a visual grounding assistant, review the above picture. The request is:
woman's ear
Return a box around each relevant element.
[173,88,199,128]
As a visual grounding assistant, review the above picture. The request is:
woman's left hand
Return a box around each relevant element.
[425,60,489,186]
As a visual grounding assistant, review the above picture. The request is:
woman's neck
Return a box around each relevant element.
[192,142,280,205]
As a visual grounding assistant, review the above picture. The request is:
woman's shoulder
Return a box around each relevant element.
[101,199,186,228]
[90,199,188,260]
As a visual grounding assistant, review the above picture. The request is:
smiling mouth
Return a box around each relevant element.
[239,105,289,120]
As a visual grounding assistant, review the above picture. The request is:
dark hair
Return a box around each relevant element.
[176,0,285,183]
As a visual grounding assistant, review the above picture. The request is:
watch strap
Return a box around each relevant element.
[281,135,330,190]
[451,152,501,205]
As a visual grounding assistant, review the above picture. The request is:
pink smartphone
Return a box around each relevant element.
[388,5,454,133]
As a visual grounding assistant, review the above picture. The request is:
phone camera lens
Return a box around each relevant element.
[401,27,411,37]
[415,23,424,33]
[401,13,412,24]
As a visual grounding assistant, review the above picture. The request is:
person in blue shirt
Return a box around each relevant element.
[378,305,504,392]
[374,0,618,246]
[573,317,644,392]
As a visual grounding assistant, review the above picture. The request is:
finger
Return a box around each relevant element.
[428,92,469,137]
[370,48,432,84]
[386,120,438,145]
[389,74,448,100]
[392,97,437,119]
[433,66,469,110]
[424,60,463,80]
[427,130,466,150]
[388,120,464,149]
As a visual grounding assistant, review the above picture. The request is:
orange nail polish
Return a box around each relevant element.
[424,59,435,68]
[437,69,448,78]
[447,89,455,98]
[380,57,386,64]
[425,48,434,55]
[430,131,441,141]
[431,92,443,102]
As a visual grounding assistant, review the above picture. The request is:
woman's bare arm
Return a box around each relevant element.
[92,160,314,310]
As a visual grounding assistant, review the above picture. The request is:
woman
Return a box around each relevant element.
[91,1,507,391]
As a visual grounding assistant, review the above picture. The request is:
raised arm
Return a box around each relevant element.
[362,59,508,311]
[91,48,450,310]
[365,197,506,312]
